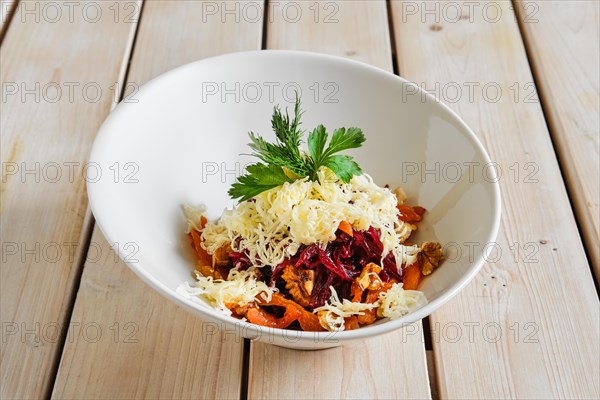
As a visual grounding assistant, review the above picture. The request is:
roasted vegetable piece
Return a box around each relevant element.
[246,306,302,329]
[349,281,364,302]
[402,263,422,290]
[356,288,380,325]
[189,220,211,266]
[213,244,231,267]
[344,316,360,330]
[297,309,325,332]
[337,220,354,237]
[195,262,225,280]
[260,293,324,332]
[357,281,396,325]
[397,204,427,223]
[356,308,377,325]
[189,216,224,278]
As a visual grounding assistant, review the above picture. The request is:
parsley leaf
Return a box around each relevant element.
[327,127,366,156]
[307,126,365,182]
[307,124,328,167]
[228,163,295,202]
[228,97,366,201]
[324,154,362,183]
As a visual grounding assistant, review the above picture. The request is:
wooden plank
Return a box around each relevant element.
[516,0,599,279]
[0,1,140,398]
[265,0,392,67]
[249,2,432,399]
[51,229,245,400]
[250,324,430,399]
[51,1,263,398]
[390,0,600,398]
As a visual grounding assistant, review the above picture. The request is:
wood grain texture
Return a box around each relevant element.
[390,0,600,398]
[266,0,392,68]
[51,227,245,399]
[0,1,139,398]
[516,0,600,279]
[51,1,263,398]
[250,324,430,400]
[249,2,432,399]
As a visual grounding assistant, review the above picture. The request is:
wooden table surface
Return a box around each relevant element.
[1,1,599,399]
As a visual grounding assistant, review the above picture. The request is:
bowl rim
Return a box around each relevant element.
[88,49,502,342]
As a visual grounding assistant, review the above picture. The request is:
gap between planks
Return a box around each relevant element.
[513,0,600,287]
[0,0,18,43]
[388,1,599,398]
[45,0,147,397]
[50,1,264,398]
[248,2,433,399]
[0,1,143,397]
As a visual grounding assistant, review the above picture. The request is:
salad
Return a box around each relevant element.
[178,98,444,332]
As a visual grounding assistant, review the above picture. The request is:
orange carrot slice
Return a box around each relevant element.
[189,230,212,267]
[337,220,354,237]
[350,281,363,302]
[397,205,426,223]
[189,215,213,268]
[259,293,324,332]
[344,316,360,330]
[402,263,422,290]
[246,306,301,329]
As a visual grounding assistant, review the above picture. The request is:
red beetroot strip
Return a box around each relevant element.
[229,226,404,310]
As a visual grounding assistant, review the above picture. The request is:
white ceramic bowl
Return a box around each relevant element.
[88,50,501,349]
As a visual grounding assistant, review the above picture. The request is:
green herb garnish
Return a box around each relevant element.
[228,97,366,202]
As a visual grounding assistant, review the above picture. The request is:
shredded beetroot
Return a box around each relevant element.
[229,226,406,310]
[309,265,338,308]
[296,245,318,267]
[229,251,253,269]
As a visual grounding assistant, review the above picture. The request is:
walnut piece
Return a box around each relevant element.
[281,265,315,307]
[356,262,383,291]
[420,242,444,275]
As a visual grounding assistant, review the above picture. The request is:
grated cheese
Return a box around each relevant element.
[313,286,379,331]
[201,168,417,269]
[182,203,206,233]
[377,283,428,319]
[176,268,274,316]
